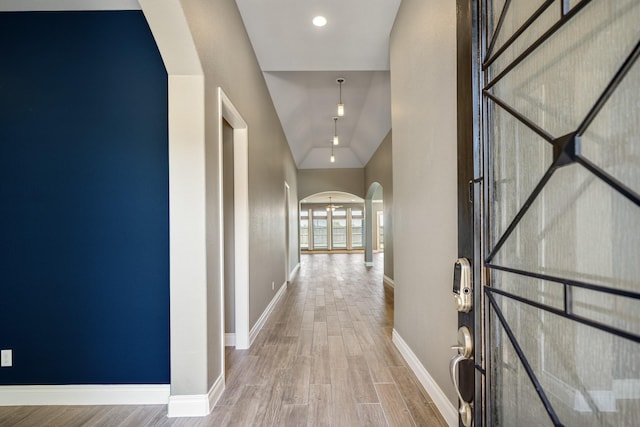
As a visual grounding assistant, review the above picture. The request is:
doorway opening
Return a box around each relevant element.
[218,88,250,384]
[284,182,291,283]
[365,182,383,267]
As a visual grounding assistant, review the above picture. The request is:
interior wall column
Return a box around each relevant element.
[140,0,212,417]
[364,197,374,267]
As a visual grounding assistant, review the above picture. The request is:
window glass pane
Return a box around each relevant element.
[490,299,555,427]
[490,99,552,245]
[300,210,308,217]
[377,212,385,250]
[494,164,640,293]
[491,293,640,427]
[313,210,327,217]
[332,219,347,249]
[489,4,556,77]
[581,61,640,196]
[313,219,327,249]
[300,219,309,249]
[333,209,346,217]
[491,0,549,63]
[492,0,640,138]
[489,0,507,40]
[351,218,363,248]
[351,209,363,217]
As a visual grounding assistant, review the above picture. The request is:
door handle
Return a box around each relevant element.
[450,353,468,405]
[450,326,473,427]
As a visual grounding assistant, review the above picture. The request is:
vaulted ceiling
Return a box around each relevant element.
[3,0,400,169]
[235,0,401,169]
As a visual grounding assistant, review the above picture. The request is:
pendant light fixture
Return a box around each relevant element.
[333,117,339,145]
[336,78,345,117]
[330,138,335,163]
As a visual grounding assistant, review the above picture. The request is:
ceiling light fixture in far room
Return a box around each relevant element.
[333,117,339,146]
[336,77,345,117]
[312,16,327,27]
[326,196,342,212]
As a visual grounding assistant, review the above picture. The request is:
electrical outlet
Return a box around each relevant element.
[272,281,275,290]
[1,350,12,367]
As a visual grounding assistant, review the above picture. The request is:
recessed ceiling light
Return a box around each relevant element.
[312,16,327,27]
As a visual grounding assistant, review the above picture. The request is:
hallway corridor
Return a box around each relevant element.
[0,254,447,426]
[211,253,447,426]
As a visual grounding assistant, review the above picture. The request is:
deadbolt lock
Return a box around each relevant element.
[451,325,473,358]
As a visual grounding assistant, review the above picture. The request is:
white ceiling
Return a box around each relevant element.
[235,0,400,169]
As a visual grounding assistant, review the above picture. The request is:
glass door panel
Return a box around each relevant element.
[300,209,309,250]
[351,209,363,248]
[331,210,347,249]
[312,210,328,250]
[482,0,640,425]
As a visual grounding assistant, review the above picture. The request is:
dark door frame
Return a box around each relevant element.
[456,0,484,426]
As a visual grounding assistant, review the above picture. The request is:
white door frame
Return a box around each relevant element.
[284,182,291,282]
[218,88,250,357]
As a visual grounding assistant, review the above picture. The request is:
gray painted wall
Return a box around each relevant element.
[391,0,458,405]
[365,131,394,280]
[179,0,298,390]
[298,168,365,199]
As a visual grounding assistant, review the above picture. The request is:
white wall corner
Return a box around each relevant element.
[225,333,236,347]
[289,263,301,281]
[0,384,170,406]
[249,281,288,346]
[383,275,395,289]
[392,329,457,427]
[167,373,225,418]
[139,0,203,76]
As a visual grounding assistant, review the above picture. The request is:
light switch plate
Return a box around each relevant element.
[1,349,12,367]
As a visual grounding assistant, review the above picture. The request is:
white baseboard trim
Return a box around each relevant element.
[392,329,457,427]
[249,281,288,346]
[0,384,169,406]
[289,263,301,281]
[208,374,225,411]
[167,375,224,419]
[365,261,374,267]
[383,275,395,289]
[225,333,236,347]
[167,393,208,418]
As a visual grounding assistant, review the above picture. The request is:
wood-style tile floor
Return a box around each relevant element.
[0,253,447,426]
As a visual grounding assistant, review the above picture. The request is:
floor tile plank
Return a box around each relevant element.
[308,384,332,427]
[375,383,417,427]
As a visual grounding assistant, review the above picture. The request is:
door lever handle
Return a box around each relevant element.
[450,353,468,405]
[450,326,474,427]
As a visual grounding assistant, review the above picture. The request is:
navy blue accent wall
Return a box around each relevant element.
[0,11,169,384]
